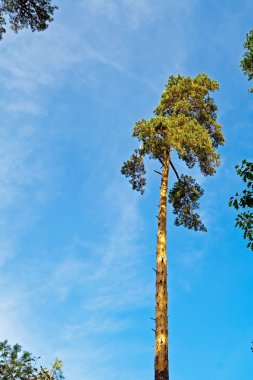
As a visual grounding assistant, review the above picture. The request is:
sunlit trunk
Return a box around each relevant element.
[155,154,169,380]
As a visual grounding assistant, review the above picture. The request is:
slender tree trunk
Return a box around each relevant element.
[155,153,169,380]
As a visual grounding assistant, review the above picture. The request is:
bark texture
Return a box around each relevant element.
[155,155,169,380]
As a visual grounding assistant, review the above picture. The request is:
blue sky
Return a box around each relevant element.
[0,0,253,379]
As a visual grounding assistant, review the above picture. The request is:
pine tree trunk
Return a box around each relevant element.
[155,154,169,380]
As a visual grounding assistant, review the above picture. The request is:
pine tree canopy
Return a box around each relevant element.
[0,0,57,39]
[169,174,207,232]
[121,74,225,231]
[240,29,253,92]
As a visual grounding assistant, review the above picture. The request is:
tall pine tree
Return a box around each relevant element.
[121,73,225,380]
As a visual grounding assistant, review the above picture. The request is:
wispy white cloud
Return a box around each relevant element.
[0,123,49,208]
[178,250,204,267]
[0,0,197,106]
[174,247,207,293]
[47,180,150,311]
[1,99,42,115]
[0,242,14,266]
[0,180,151,379]
[0,282,32,345]
[81,0,154,29]
[0,114,59,273]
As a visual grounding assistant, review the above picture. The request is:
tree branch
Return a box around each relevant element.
[169,160,180,181]
[158,157,164,166]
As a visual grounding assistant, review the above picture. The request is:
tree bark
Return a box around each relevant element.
[155,153,169,380]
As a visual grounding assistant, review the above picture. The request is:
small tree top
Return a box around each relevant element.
[121,74,225,231]
[0,0,58,40]
[0,340,64,380]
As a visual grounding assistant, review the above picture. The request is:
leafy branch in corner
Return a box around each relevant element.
[0,0,58,40]
[0,340,64,380]
[229,160,253,251]
[240,29,253,92]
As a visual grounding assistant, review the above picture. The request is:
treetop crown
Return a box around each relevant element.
[129,73,224,173]
[121,73,225,231]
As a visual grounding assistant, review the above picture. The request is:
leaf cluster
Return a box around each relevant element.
[0,340,64,380]
[229,160,253,250]
[121,150,146,194]
[169,175,207,231]
[0,0,58,39]
[240,29,253,92]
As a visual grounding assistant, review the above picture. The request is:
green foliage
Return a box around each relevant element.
[51,359,64,380]
[0,340,64,380]
[0,0,58,40]
[229,160,253,251]
[121,150,146,194]
[240,29,253,92]
[122,74,225,230]
[169,175,207,231]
